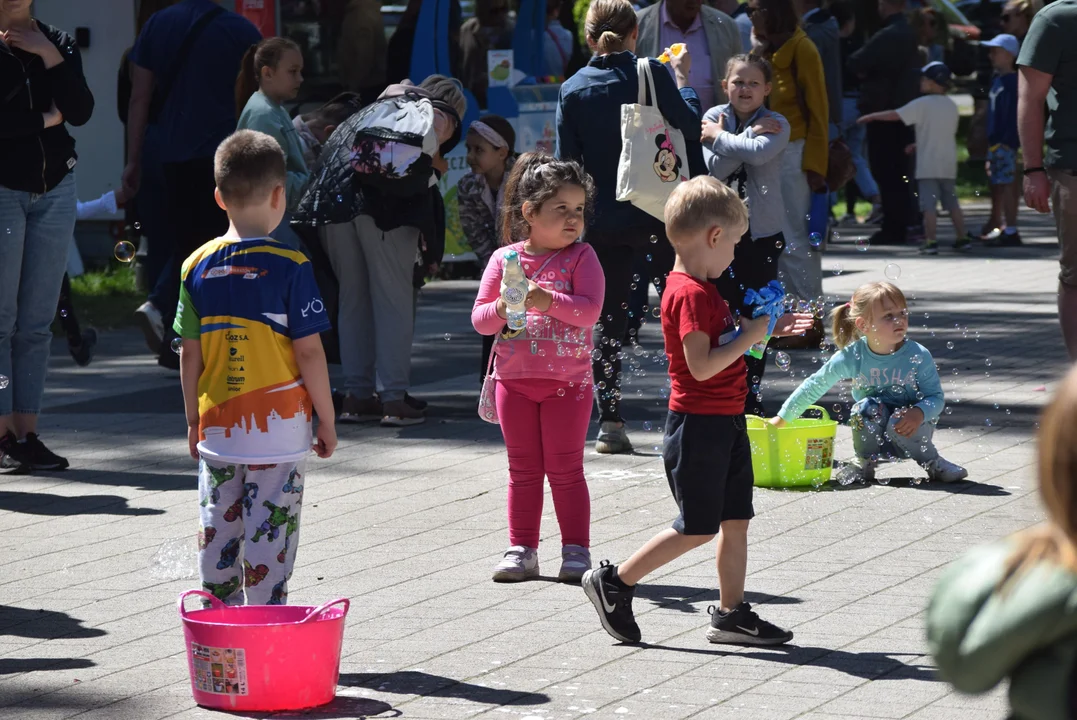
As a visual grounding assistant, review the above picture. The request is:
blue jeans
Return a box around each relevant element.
[0,173,77,416]
[850,397,937,464]
[841,96,879,200]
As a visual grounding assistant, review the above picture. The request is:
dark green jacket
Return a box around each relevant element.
[927,538,1077,720]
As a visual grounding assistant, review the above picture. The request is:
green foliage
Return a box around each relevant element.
[69,265,140,298]
[573,0,592,46]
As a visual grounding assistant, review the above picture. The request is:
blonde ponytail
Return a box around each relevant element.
[585,0,637,55]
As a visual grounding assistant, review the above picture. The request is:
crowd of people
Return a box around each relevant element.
[6,0,1077,714]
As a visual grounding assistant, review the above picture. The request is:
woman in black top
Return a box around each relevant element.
[556,0,704,454]
[0,0,94,472]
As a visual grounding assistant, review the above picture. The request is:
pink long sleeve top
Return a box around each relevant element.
[472,241,605,385]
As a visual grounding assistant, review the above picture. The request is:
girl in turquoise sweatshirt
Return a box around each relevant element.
[772,281,967,484]
[235,37,309,248]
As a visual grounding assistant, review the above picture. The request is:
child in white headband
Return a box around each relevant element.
[459,114,517,385]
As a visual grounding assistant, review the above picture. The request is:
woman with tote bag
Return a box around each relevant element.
[555,0,705,455]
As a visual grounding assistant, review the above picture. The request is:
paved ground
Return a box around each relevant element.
[0,205,1067,719]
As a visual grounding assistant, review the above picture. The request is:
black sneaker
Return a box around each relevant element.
[582,561,641,643]
[68,328,98,367]
[404,393,428,412]
[998,230,1023,247]
[706,602,793,646]
[0,431,25,472]
[16,434,69,471]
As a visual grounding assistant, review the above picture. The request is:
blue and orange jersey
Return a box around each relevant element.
[174,237,331,463]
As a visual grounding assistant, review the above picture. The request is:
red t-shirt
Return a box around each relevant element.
[661,272,748,415]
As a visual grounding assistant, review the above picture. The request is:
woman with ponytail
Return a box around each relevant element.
[555,0,706,455]
[235,37,308,246]
[928,364,1077,720]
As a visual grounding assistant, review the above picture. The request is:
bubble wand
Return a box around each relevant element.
[742,280,786,359]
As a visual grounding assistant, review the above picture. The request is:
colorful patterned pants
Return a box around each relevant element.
[197,458,306,605]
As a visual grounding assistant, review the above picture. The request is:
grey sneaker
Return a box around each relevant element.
[595,422,632,454]
[134,301,164,354]
[558,545,591,584]
[492,546,539,582]
[835,457,876,486]
[925,456,968,483]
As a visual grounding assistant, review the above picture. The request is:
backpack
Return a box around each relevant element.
[349,91,457,197]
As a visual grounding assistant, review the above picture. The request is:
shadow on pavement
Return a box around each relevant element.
[56,468,191,492]
[634,587,802,613]
[641,642,937,681]
[0,657,95,675]
[339,670,549,705]
[0,490,164,516]
[0,606,107,639]
[231,696,398,719]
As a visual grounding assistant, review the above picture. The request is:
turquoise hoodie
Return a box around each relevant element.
[237,90,310,210]
[777,337,944,422]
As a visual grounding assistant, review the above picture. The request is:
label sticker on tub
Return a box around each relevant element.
[804,438,833,470]
[191,643,249,696]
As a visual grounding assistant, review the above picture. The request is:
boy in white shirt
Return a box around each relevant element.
[860,62,976,255]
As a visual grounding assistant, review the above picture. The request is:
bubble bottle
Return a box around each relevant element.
[501,250,529,331]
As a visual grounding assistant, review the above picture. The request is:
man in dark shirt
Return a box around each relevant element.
[121,0,261,369]
[848,0,921,245]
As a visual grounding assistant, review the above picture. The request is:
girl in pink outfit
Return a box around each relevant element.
[472,152,605,584]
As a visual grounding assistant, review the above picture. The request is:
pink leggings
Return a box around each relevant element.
[496,378,593,549]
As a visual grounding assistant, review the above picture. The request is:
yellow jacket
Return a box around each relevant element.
[767,28,829,177]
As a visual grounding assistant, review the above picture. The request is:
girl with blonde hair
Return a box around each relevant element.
[772,282,967,484]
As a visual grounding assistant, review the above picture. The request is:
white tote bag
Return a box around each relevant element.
[615,58,690,220]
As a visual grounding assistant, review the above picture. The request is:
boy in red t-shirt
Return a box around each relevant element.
[582,177,797,646]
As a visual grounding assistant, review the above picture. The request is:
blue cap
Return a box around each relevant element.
[921,61,953,88]
[982,33,1020,57]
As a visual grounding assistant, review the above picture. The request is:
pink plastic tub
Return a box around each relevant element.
[178,590,349,712]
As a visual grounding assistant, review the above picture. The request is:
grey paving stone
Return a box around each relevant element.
[0,206,1062,719]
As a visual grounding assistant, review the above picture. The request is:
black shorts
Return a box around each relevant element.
[663,411,755,535]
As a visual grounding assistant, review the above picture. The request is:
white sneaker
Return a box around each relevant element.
[134,301,164,353]
[492,546,539,582]
[595,422,633,454]
[835,457,876,486]
[558,545,591,584]
[925,457,968,483]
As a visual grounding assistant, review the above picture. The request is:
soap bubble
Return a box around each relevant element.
[984,358,992,367]
[884,263,901,281]
[946,341,954,350]
[649,235,658,244]
[150,537,197,580]
[830,263,843,276]
[557,388,565,397]
[444,333,451,341]
[113,240,136,263]
[809,233,823,249]
[855,236,870,252]
[0,375,7,390]
[775,351,791,371]
[643,421,652,431]
[170,337,183,354]
[775,240,783,249]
